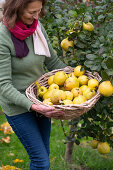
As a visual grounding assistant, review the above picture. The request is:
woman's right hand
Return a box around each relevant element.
[30,104,65,118]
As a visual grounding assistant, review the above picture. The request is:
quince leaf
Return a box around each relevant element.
[105,58,113,69]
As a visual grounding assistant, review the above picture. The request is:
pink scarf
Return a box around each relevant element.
[3,19,38,58]
[3,19,51,58]
[5,19,38,40]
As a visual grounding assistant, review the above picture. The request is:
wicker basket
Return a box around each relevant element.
[26,66,102,120]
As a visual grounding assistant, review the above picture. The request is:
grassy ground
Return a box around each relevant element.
[0,114,113,170]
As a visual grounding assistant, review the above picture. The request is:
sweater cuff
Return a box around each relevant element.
[21,96,34,112]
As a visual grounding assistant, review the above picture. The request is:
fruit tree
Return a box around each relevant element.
[41,0,113,162]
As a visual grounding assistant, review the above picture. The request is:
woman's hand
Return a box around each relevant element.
[30,104,65,118]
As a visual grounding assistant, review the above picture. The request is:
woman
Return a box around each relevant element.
[0,0,66,169]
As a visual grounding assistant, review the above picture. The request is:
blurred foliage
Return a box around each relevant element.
[41,0,113,146]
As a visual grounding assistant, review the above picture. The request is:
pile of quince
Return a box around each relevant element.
[36,65,113,106]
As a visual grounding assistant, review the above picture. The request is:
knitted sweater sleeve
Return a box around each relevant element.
[0,30,33,111]
[40,23,67,71]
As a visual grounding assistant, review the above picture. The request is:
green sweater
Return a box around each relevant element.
[0,22,66,116]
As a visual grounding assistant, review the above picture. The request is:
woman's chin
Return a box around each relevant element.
[25,20,34,25]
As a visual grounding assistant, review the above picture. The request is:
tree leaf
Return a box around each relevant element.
[91,40,100,48]
[107,13,113,19]
[68,10,77,18]
[98,15,105,21]
[105,58,113,69]
[91,65,101,71]
[86,54,98,60]
[106,69,113,76]
[101,70,110,81]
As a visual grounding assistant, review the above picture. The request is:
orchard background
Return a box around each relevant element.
[40,0,113,162]
[0,0,113,169]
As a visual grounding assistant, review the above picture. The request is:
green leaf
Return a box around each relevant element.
[68,10,77,18]
[106,69,113,76]
[91,40,100,48]
[86,54,98,60]
[105,58,113,69]
[84,60,94,68]
[107,31,113,40]
[78,33,86,40]
[56,14,62,19]
[98,36,105,43]
[101,70,110,81]
[84,14,92,23]
[107,13,113,19]
[107,122,113,128]
[76,41,86,49]
[98,15,105,21]
[91,65,101,71]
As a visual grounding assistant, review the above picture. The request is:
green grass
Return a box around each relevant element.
[0,114,113,170]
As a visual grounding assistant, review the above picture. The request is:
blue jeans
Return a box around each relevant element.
[5,111,51,170]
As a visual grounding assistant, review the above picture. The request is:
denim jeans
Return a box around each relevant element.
[5,111,51,170]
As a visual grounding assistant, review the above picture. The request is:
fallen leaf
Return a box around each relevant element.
[13,159,24,163]
[1,165,20,170]
[4,128,11,135]
[50,157,56,163]
[2,136,10,143]
[0,122,14,134]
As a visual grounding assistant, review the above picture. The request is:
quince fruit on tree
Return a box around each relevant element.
[98,81,113,97]
[90,140,99,149]
[61,38,73,51]
[83,22,94,31]
[97,142,110,154]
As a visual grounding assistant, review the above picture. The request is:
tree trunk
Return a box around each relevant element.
[65,125,76,163]
[65,140,74,163]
